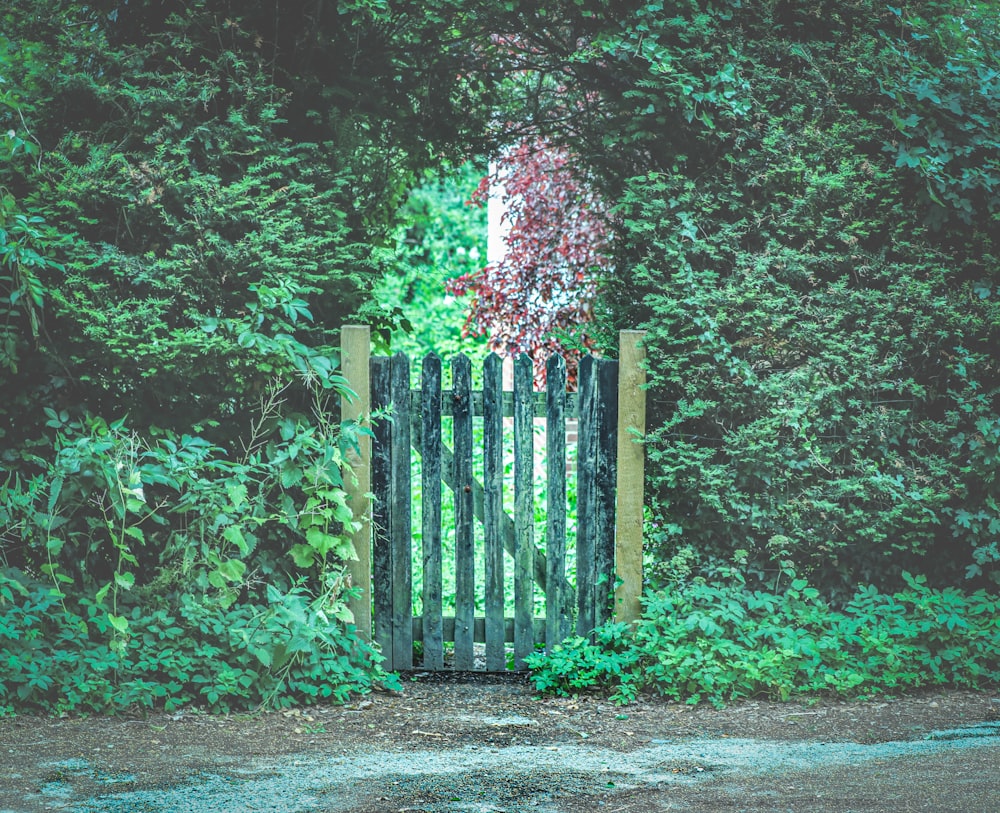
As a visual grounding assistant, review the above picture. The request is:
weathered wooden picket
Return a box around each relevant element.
[340,327,646,672]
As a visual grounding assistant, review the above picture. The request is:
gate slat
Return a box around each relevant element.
[453,353,475,669]
[595,359,620,626]
[576,355,597,638]
[483,352,506,671]
[421,354,444,669]
[545,353,569,652]
[389,352,413,669]
[513,353,535,669]
[370,356,393,668]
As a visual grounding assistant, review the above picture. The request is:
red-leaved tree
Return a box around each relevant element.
[446,137,611,386]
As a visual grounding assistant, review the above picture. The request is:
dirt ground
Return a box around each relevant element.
[1,673,998,812]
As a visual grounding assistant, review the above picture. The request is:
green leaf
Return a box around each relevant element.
[114,571,135,590]
[289,543,315,568]
[108,614,129,634]
[305,525,334,555]
[223,525,250,555]
[47,477,64,513]
[280,465,303,489]
[216,558,246,583]
[226,482,249,510]
[124,525,145,543]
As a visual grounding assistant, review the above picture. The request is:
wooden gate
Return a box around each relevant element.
[340,328,646,672]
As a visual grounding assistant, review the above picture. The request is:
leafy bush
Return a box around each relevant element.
[0,377,389,714]
[3,5,357,447]
[3,383,363,593]
[575,1,1000,590]
[527,574,1000,707]
[1,2,504,447]
[0,1,507,714]
[0,576,397,715]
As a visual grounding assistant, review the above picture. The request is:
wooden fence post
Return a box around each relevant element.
[452,353,476,669]
[614,330,647,625]
[545,353,570,651]
[341,325,372,641]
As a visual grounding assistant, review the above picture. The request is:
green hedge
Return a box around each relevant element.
[582,1,1000,590]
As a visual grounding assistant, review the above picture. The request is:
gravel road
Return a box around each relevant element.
[2,674,997,812]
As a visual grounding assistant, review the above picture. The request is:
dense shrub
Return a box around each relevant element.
[0,390,386,714]
[569,1,1000,590]
[528,575,1000,707]
[0,577,396,715]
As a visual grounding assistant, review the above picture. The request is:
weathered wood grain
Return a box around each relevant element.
[421,353,444,669]
[576,354,597,638]
[614,331,647,625]
[340,326,372,641]
[595,358,619,626]
[452,353,475,670]
[545,353,569,652]
[370,355,392,667]
[483,353,505,671]
[513,353,534,669]
[389,352,413,669]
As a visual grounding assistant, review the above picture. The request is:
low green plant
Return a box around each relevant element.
[527,573,1000,706]
[0,575,398,714]
[0,376,394,714]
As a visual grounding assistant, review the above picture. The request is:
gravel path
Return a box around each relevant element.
[2,675,997,812]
